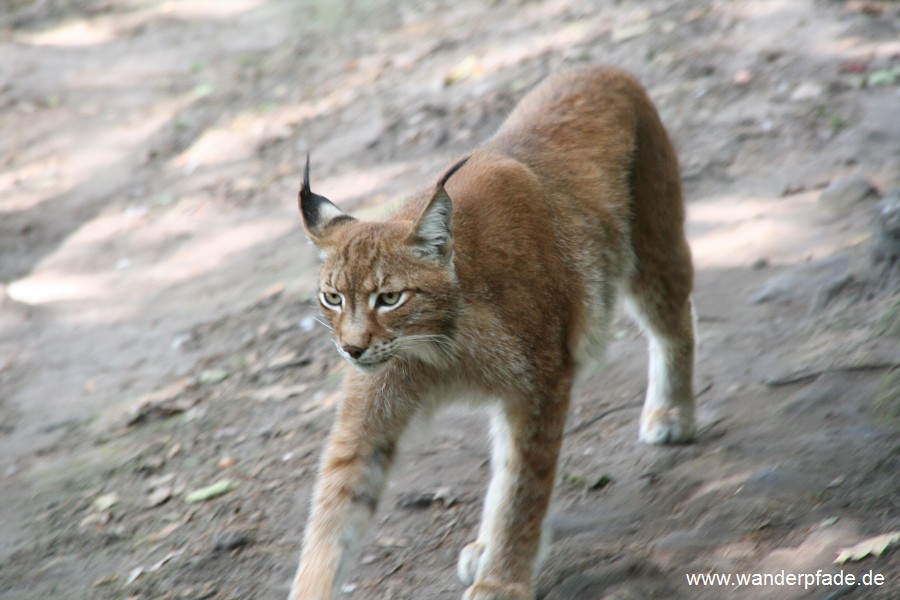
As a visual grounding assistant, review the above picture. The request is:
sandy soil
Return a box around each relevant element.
[1,1,898,599]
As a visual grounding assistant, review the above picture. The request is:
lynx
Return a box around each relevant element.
[290,65,695,600]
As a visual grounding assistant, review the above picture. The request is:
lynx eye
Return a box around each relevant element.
[376,291,403,308]
[320,291,343,308]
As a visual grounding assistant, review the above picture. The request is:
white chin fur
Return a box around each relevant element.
[403,339,452,368]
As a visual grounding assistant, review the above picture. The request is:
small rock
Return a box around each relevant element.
[375,536,408,548]
[811,273,856,311]
[213,427,238,439]
[80,511,111,527]
[790,81,824,102]
[125,566,144,586]
[653,529,719,553]
[751,273,794,304]
[126,379,196,426]
[743,466,814,495]
[147,485,173,508]
[212,529,252,552]
[873,189,900,265]
[611,21,651,42]
[397,487,457,510]
[167,442,182,458]
[588,474,613,491]
[397,491,437,510]
[267,352,310,371]
[819,176,878,212]
[93,493,119,512]
[92,574,117,588]
[198,369,229,385]
[147,473,175,508]
[258,282,285,301]
[135,453,166,474]
[828,475,846,488]
[432,486,457,506]
[147,521,182,542]
[733,70,753,85]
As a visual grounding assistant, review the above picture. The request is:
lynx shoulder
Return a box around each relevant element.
[290,65,695,600]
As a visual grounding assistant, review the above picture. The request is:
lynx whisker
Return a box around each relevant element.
[395,334,455,354]
[391,334,456,368]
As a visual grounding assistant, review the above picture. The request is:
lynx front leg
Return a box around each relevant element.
[457,412,512,586]
[459,383,570,600]
[290,391,412,600]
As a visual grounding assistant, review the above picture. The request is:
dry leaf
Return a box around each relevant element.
[198,369,229,384]
[147,521,182,543]
[185,479,237,503]
[93,492,119,512]
[835,531,900,563]
[445,56,483,85]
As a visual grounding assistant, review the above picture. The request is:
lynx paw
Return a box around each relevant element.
[463,581,531,600]
[458,541,486,585]
[640,407,695,445]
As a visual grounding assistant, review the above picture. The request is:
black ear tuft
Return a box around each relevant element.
[437,155,470,189]
[298,155,355,241]
[299,154,312,209]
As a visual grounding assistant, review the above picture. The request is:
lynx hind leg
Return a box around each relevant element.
[624,246,696,445]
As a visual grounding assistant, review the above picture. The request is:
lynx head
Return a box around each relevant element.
[298,157,466,371]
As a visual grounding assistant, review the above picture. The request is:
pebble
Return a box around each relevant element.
[653,529,720,554]
[751,273,794,304]
[397,491,437,510]
[147,485,173,508]
[812,271,859,310]
[790,81,824,102]
[819,176,878,212]
[873,189,900,264]
[396,486,457,509]
[211,530,252,552]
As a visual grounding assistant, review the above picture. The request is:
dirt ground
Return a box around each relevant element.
[1,0,898,599]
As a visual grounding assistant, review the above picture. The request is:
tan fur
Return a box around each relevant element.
[291,66,695,600]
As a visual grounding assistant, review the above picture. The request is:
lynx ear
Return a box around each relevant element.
[409,186,453,261]
[298,156,355,242]
[408,156,468,261]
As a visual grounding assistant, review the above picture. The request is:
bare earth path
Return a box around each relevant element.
[1,1,898,599]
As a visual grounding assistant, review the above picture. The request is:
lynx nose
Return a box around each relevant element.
[342,344,366,360]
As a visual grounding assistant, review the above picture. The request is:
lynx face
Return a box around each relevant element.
[315,227,460,370]
[301,159,463,371]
